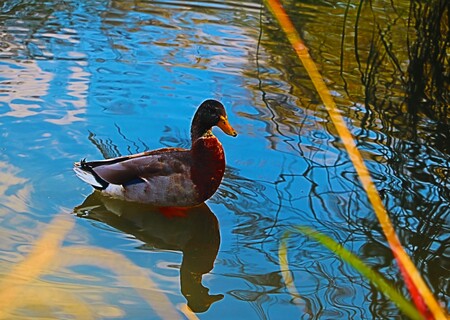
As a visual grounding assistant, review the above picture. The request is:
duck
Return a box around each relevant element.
[73,99,237,207]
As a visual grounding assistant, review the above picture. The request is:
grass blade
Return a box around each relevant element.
[281,227,423,320]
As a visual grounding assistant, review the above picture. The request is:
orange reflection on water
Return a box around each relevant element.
[0,192,222,319]
[0,212,177,319]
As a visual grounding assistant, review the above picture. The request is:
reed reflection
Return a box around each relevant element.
[74,192,223,313]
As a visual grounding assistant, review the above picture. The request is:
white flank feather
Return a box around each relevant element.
[73,165,104,188]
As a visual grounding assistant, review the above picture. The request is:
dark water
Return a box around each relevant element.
[0,0,448,319]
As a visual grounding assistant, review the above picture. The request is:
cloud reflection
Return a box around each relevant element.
[0,60,52,118]
[0,161,32,213]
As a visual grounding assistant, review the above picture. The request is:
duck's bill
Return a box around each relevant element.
[218,116,237,137]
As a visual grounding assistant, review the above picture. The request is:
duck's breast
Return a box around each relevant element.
[191,136,226,202]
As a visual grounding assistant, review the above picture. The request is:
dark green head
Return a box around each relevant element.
[191,99,237,141]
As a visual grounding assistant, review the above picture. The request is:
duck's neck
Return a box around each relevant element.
[190,135,225,202]
[190,124,210,142]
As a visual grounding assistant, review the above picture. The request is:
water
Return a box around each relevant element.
[0,0,448,319]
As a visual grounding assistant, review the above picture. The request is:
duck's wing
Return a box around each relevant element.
[74,148,191,189]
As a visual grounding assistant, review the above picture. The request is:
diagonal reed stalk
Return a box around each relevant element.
[262,0,447,318]
[280,228,423,320]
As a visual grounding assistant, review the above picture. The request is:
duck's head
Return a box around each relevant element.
[191,99,237,141]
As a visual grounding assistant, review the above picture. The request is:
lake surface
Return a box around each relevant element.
[0,0,448,319]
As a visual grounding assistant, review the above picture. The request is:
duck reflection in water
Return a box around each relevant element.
[74,191,224,313]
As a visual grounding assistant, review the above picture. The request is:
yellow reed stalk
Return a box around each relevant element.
[263,0,447,318]
[278,233,302,302]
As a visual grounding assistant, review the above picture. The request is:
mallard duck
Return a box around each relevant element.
[73,99,237,207]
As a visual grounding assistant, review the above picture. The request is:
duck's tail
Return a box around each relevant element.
[73,160,108,190]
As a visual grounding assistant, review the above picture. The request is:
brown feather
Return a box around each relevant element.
[87,149,192,185]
